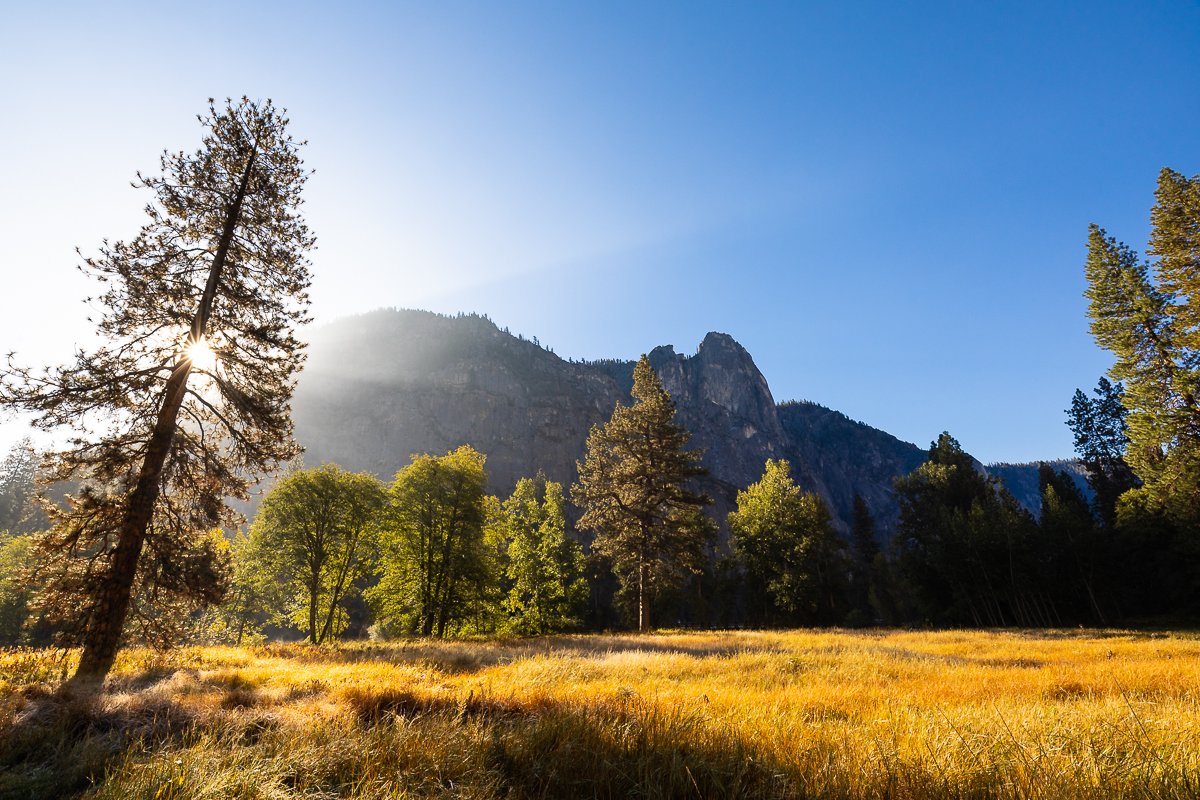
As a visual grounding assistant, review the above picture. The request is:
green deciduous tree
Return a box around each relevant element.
[499,475,588,635]
[0,98,313,684]
[728,459,845,624]
[245,464,384,644]
[572,356,713,631]
[370,446,493,638]
[193,530,267,645]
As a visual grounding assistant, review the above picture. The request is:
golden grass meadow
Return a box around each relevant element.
[2,629,1199,799]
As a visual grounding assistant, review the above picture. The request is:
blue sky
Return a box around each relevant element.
[1,1,1197,463]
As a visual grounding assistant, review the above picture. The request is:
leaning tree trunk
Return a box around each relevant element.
[70,147,258,685]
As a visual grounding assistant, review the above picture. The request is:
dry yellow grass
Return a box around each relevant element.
[2,629,1198,798]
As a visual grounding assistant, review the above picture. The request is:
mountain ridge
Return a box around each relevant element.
[290,308,1059,539]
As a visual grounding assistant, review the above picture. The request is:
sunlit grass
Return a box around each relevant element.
[2,629,1199,798]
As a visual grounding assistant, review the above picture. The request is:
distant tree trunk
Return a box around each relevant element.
[638,541,649,632]
[308,573,321,644]
[71,148,256,685]
[318,544,356,644]
[430,516,459,638]
[421,535,435,636]
[436,605,448,639]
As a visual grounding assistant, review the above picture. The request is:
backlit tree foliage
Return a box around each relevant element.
[370,446,493,638]
[729,459,845,624]
[0,98,313,682]
[1084,168,1200,523]
[499,475,587,634]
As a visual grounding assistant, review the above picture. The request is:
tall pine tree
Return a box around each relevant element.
[1084,168,1200,523]
[0,439,41,535]
[0,98,313,684]
[572,356,712,631]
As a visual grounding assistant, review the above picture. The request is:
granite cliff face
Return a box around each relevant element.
[292,309,930,538]
[985,461,1091,515]
[291,310,623,505]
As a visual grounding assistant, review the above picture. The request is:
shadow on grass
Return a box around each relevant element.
[340,686,796,799]
[0,684,200,799]
[249,633,800,675]
[4,640,1198,799]
[0,671,798,800]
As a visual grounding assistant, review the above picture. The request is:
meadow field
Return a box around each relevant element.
[1,629,1198,799]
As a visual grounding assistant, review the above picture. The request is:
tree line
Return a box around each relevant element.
[4,331,1194,646]
[200,451,587,644]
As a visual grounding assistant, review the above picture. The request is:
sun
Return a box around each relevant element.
[184,336,218,373]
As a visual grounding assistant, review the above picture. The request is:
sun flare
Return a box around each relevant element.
[184,336,217,373]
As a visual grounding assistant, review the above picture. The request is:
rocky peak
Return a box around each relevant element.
[646,344,687,399]
[689,332,780,437]
[696,331,747,360]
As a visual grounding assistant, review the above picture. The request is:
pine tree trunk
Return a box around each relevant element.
[69,144,258,687]
[72,365,192,681]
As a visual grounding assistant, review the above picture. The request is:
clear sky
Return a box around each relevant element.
[1,1,1197,463]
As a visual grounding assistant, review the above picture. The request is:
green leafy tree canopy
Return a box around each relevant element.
[728,459,844,622]
[245,464,385,644]
[500,475,588,635]
[370,446,493,638]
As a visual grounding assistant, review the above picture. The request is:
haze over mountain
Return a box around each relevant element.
[291,309,1062,538]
